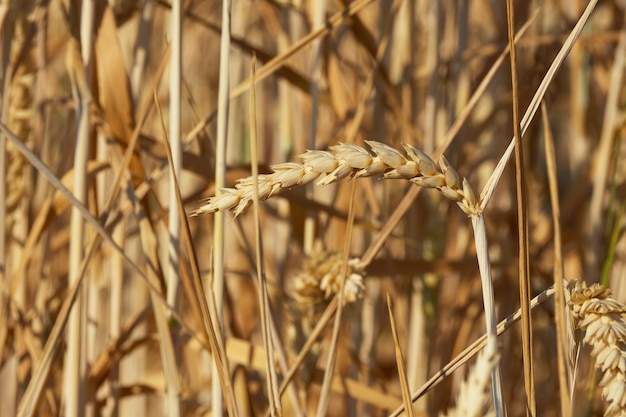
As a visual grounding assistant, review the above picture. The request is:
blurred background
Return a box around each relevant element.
[1,0,625,416]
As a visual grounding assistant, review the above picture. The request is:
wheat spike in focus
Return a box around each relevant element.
[192,141,480,217]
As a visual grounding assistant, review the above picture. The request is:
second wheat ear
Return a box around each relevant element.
[191,140,480,218]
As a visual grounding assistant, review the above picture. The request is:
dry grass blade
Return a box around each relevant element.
[94,3,135,143]
[315,180,358,417]
[153,89,186,417]
[355,8,539,270]
[184,0,376,144]
[9,161,109,296]
[541,102,571,417]
[88,307,150,389]
[228,0,375,100]
[156,96,239,416]
[225,336,402,409]
[249,56,282,416]
[389,285,555,417]
[5,13,175,412]
[177,4,327,99]
[131,184,182,414]
[480,0,599,209]
[0,120,201,417]
[7,2,623,416]
[16,243,93,417]
[387,293,416,417]
[276,297,337,401]
[505,0,534,414]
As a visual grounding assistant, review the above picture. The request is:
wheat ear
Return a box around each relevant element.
[567,280,626,417]
[440,348,499,417]
[191,141,480,217]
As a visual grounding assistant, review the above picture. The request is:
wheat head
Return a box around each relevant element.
[568,280,626,417]
[192,141,480,217]
[440,348,499,417]
[287,251,364,388]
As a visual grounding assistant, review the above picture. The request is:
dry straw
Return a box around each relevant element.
[440,348,499,417]
[191,140,479,217]
[567,280,626,417]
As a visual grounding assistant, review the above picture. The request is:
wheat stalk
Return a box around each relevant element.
[191,140,479,217]
[567,280,626,417]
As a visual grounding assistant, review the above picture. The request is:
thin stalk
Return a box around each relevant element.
[423,0,440,154]
[387,294,416,417]
[249,56,281,416]
[155,91,240,416]
[227,0,374,100]
[130,0,154,101]
[213,0,231,415]
[157,79,184,417]
[165,0,183,414]
[480,0,599,210]
[541,103,571,417]
[276,296,338,399]
[315,181,358,417]
[132,179,182,417]
[505,1,535,415]
[166,0,182,311]
[109,223,124,417]
[601,201,626,286]
[184,0,376,143]
[0,4,11,403]
[303,0,325,254]
[388,287,556,417]
[17,245,92,417]
[2,116,229,416]
[357,9,539,270]
[65,2,94,411]
[470,214,505,417]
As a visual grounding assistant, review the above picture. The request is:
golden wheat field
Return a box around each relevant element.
[1,0,626,416]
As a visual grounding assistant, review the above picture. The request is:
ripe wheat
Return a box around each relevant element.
[440,348,498,417]
[192,141,480,217]
[568,280,626,417]
[287,251,364,387]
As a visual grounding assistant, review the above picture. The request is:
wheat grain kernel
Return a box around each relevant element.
[384,161,419,179]
[302,150,338,173]
[411,174,446,188]
[271,162,306,188]
[317,162,353,186]
[367,140,406,168]
[440,187,464,201]
[403,143,437,175]
[354,158,387,177]
[440,155,461,189]
[298,166,321,185]
[463,178,477,206]
[331,143,373,169]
